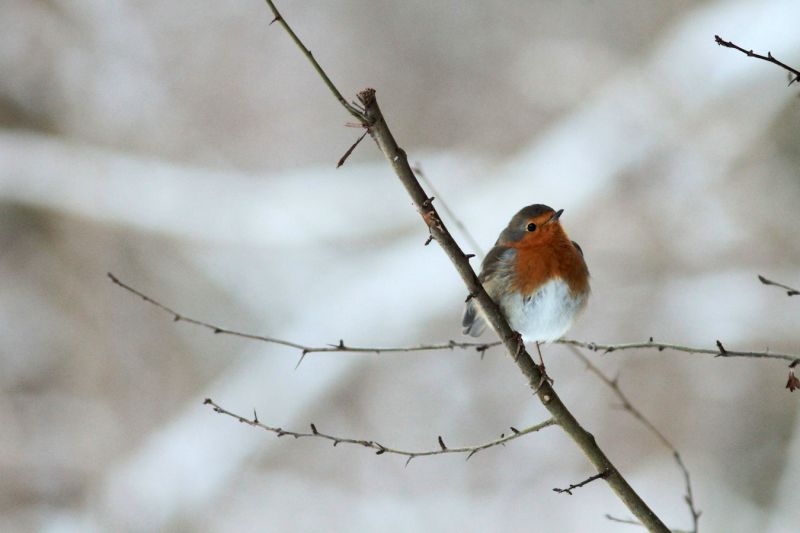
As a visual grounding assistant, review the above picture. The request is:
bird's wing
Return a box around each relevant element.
[462,245,515,337]
[461,298,486,337]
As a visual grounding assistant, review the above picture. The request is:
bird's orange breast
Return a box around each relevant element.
[509,238,589,297]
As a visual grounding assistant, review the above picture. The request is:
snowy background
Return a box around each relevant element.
[2,0,799,531]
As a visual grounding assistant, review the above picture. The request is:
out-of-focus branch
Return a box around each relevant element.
[203,398,554,465]
[606,515,690,533]
[715,35,800,85]
[412,163,484,259]
[758,274,800,297]
[569,347,701,533]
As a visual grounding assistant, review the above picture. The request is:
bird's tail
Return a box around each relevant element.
[461,299,486,337]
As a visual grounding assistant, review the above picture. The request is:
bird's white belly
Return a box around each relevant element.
[500,278,587,342]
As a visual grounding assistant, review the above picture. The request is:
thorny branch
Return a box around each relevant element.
[715,35,800,85]
[108,272,799,367]
[758,274,800,297]
[104,6,799,531]
[569,347,701,533]
[553,470,610,495]
[107,271,496,365]
[203,398,555,465]
[560,338,799,364]
[261,1,366,121]
[258,3,669,531]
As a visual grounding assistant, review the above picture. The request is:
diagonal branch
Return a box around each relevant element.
[758,274,800,297]
[255,2,671,530]
[364,52,673,533]
[262,0,367,121]
[203,398,555,465]
[569,347,701,533]
[715,35,800,85]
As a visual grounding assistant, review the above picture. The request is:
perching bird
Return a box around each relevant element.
[462,204,589,343]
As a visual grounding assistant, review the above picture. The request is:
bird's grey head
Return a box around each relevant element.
[498,204,560,244]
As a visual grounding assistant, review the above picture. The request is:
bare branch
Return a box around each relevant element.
[142,5,786,530]
[569,347,701,533]
[107,273,799,372]
[203,398,555,463]
[107,272,496,357]
[715,35,800,86]
[261,0,367,121]
[553,469,610,495]
[606,515,691,533]
[337,129,368,168]
[560,338,798,364]
[758,274,800,297]
[356,74,669,532]
[674,452,701,533]
[607,515,646,528]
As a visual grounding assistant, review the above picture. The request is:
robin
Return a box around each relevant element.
[462,204,590,369]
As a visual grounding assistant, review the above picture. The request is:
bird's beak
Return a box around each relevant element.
[545,209,564,225]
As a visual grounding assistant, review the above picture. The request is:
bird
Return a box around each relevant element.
[462,204,590,350]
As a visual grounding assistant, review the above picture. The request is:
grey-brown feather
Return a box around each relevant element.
[461,245,516,337]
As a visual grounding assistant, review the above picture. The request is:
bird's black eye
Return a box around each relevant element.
[526,222,537,232]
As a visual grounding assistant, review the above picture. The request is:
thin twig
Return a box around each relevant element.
[262,0,367,121]
[107,271,497,359]
[607,515,646,528]
[109,272,798,371]
[412,163,484,259]
[715,35,800,85]
[606,515,690,533]
[553,470,610,495]
[560,338,798,364]
[203,398,555,465]
[337,129,368,168]
[758,274,800,297]
[569,347,701,533]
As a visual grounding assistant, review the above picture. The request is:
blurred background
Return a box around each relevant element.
[1,0,799,531]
